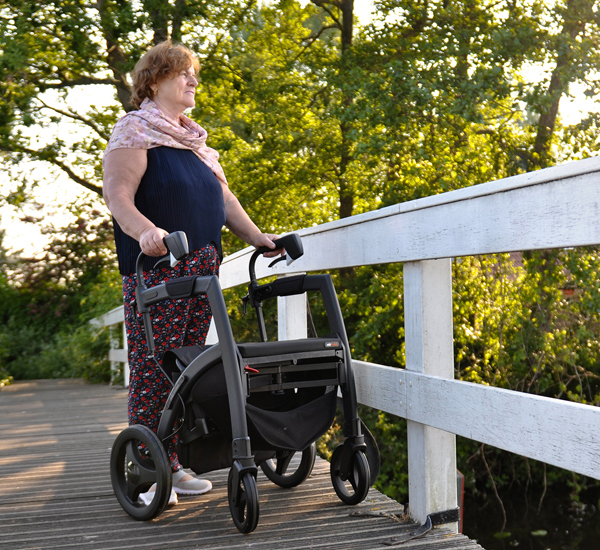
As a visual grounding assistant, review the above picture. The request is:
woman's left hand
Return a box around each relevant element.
[253,233,284,258]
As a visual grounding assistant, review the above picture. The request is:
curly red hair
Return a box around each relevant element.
[130,40,200,109]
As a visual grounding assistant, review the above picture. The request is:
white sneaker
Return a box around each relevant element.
[138,484,178,506]
[172,469,212,495]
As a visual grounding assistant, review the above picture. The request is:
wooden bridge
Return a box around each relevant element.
[0,379,481,550]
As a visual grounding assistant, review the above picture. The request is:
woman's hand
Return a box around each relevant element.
[252,232,284,258]
[140,226,169,256]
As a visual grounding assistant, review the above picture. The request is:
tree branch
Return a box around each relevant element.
[532,0,589,166]
[480,443,507,532]
[311,0,343,29]
[35,99,111,141]
[96,0,134,112]
[296,25,338,60]
[0,145,103,196]
[33,77,121,90]
[202,0,257,66]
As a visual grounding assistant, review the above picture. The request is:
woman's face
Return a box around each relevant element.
[153,65,198,114]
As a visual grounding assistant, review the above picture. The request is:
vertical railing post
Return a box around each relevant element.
[277,275,307,341]
[403,259,457,530]
[109,324,120,386]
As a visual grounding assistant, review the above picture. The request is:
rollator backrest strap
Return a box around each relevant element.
[252,274,306,302]
[166,275,197,299]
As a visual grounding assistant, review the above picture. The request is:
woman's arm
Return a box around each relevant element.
[103,148,168,256]
[221,184,280,256]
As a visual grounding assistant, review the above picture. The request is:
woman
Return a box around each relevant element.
[103,40,279,505]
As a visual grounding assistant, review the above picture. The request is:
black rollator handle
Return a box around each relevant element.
[164,231,189,261]
[248,233,304,282]
[253,233,303,261]
[245,233,304,342]
[135,231,190,356]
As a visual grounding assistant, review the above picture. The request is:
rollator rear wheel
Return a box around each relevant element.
[260,442,316,488]
[330,445,370,505]
[228,469,260,534]
[110,424,172,520]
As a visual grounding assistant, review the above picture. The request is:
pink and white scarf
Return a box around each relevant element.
[103,98,227,185]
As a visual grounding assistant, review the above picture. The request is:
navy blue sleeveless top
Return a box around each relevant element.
[113,147,226,275]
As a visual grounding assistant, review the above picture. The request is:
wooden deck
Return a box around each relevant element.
[0,379,483,550]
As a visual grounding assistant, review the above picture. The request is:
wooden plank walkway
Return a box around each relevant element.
[0,380,484,550]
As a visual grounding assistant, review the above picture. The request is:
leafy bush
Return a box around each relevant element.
[0,204,122,382]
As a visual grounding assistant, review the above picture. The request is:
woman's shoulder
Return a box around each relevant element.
[104,112,153,157]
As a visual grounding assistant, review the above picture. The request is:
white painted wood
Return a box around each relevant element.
[277,275,307,341]
[352,360,600,481]
[278,293,307,341]
[403,259,457,528]
[403,260,454,378]
[108,349,128,363]
[96,305,124,326]
[352,362,408,416]
[90,305,128,387]
[205,318,219,345]
[217,158,600,287]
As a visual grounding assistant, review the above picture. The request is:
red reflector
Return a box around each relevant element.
[244,366,259,374]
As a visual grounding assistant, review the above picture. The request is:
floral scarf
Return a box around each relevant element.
[103,98,227,185]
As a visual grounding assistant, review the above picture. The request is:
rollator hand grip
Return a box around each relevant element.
[163,231,189,261]
[254,233,304,261]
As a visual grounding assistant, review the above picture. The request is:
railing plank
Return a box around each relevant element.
[218,157,600,288]
[352,360,600,480]
[94,306,127,327]
[108,349,127,363]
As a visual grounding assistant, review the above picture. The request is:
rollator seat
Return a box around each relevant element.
[162,336,345,383]
[237,336,344,359]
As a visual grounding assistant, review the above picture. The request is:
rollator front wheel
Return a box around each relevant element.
[110,424,171,520]
[260,442,316,488]
[330,445,370,505]
[228,469,260,534]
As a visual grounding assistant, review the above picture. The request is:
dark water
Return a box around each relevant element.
[462,486,600,550]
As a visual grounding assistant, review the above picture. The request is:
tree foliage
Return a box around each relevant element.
[0,206,121,381]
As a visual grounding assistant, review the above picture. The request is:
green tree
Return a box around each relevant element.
[0,0,260,197]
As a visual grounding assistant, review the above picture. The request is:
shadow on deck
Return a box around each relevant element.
[0,379,483,550]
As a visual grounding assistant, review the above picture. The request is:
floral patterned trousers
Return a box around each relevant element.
[122,245,220,471]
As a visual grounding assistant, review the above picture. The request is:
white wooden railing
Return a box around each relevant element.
[93,155,600,529]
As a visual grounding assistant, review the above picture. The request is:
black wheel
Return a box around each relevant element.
[330,445,370,505]
[110,424,171,520]
[260,443,316,488]
[228,469,259,534]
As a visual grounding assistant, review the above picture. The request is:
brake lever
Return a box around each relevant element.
[242,294,250,314]
[268,255,287,268]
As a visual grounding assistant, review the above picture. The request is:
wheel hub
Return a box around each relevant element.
[127,460,141,485]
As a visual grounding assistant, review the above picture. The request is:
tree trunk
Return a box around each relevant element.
[97,0,133,112]
[312,0,355,220]
[531,0,588,169]
[338,0,354,220]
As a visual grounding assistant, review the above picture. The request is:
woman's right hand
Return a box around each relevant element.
[139,226,169,256]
